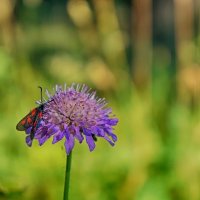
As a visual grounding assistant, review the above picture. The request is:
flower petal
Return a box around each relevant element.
[86,135,96,151]
[105,128,117,142]
[48,125,59,136]
[72,125,84,143]
[52,131,65,144]
[39,126,48,138]
[26,135,32,147]
[25,127,32,135]
[38,136,48,146]
[103,135,115,146]
[106,118,118,126]
[92,127,105,137]
[63,124,70,139]
[64,134,75,155]
[82,128,92,136]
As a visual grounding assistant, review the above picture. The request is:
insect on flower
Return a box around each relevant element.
[16,84,118,154]
[34,84,118,155]
[16,86,45,146]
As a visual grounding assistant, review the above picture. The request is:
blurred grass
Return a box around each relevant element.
[1,0,200,200]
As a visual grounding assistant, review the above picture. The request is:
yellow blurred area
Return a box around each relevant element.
[1,0,200,200]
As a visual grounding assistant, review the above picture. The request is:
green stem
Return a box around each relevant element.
[63,152,72,200]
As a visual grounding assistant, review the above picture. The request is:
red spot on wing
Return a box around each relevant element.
[38,112,42,118]
[27,117,32,124]
[21,119,26,125]
[30,109,37,116]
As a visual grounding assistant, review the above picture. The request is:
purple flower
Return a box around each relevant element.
[31,84,118,155]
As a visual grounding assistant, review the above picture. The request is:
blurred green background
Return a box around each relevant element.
[1,0,200,199]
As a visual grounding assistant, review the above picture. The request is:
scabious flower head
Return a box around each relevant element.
[27,84,118,155]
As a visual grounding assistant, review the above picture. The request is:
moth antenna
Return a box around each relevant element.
[38,86,43,103]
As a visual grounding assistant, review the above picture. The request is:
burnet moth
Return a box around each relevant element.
[16,86,45,141]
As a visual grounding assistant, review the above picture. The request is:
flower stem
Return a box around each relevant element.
[63,152,72,200]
